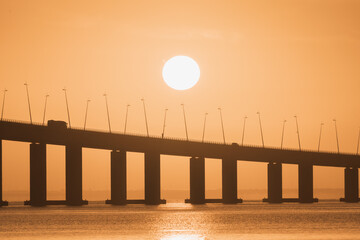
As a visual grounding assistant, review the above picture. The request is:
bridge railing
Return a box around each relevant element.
[0,118,44,126]
[0,118,357,156]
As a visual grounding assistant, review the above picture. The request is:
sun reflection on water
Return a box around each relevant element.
[161,233,205,240]
[157,203,208,240]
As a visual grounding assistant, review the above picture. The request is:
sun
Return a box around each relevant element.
[162,56,200,90]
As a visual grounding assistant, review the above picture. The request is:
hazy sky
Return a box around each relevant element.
[0,0,359,201]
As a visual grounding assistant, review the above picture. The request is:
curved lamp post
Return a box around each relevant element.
[124,104,130,134]
[294,115,301,151]
[83,99,90,130]
[333,119,339,153]
[218,108,226,144]
[42,94,50,125]
[181,104,188,141]
[24,83,32,124]
[281,120,286,149]
[357,127,360,155]
[257,112,264,147]
[202,112,208,142]
[103,94,111,133]
[318,122,324,152]
[62,88,71,128]
[241,116,248,146]
[141,98,149,137]
[162,108,168,138]
[1,89,8,121]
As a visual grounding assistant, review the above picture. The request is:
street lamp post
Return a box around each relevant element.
[181,104,188,141]
[103,94,111,133]
[241,116,248,146]
[318,122,324,152]
[141,98,149,137]
[257,112,264,147]
[42,94,49,125]
[280,120,286,149]
[294,115,301,151]
[333,119,340,154]
[162,108,168,138]
[83,99,90,130]
[202,112,208,142]
[62,88,71,128]
[124,104,130,134]
[218,108,226,144]
[357,127,360,155]
[1,89,8,121]
[24,83,32,124]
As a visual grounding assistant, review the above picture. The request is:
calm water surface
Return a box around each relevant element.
[0,202,360,240]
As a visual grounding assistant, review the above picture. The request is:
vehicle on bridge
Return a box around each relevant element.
[47,120,67,130]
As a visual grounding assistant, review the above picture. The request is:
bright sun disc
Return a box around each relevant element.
[162,56,200,90]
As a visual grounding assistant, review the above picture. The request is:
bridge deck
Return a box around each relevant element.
[0,120,359,167]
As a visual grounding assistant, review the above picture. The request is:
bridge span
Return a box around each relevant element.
[0,119,359,206]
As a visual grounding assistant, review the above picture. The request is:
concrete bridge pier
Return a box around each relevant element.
[145,152,161,205]
[298,163,314,203]
[267,162,282,203]
[110,150,127,205]
[344,167,359,203]
[0,140,8,206]
[66,145,84,206]
[190,156,205,204]
[30,143,47,206]
[222,158,237,204]
[0,140,3,205]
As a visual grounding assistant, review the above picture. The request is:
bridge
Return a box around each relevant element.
[0,119,359,206]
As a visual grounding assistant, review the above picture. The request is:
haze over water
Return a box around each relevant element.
[1,202,360,240]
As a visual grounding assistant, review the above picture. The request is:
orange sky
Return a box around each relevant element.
[0,0,359,201]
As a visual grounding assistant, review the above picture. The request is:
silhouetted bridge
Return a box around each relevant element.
[0,119,359,206]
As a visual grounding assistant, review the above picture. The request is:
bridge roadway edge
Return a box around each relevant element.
[0,120,359,168]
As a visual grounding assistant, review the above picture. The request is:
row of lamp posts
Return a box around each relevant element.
[0,86,359,154]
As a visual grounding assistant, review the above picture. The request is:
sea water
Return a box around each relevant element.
[0,202,360,239]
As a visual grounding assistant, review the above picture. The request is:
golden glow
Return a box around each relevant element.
[161,233,205,240]
[162,56,200,90]
[1,0,359,200]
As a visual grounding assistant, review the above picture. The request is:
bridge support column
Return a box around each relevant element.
[0,140,2,205]
[30,143,47,206]
[66,145,83,206]
[0,140,6,206]
[222,158,237,204]
[190,157,205,204]
[110,150,127,205]
[344,167,359,203]
[267,162,282,203]
[145,152,161,205]
[298,163,313,203]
